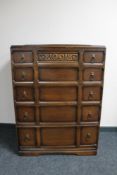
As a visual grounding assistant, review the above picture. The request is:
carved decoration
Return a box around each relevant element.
[38,53,78,61]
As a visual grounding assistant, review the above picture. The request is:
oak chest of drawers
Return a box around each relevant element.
[11,45,106,156]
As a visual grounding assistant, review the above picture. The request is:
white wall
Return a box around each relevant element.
[0,0,117,126]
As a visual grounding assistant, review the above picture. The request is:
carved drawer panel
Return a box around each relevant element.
[18,128,36,146]
[39,87,77,101]
[40,106,77,122]
[39,68,78,81]
[83,51,104,63]
[15,87,34,101]
[80,126,98,145]
[83,68,103,81]
[41,127,76,146]
[14,68,34,81]
[82,86,102,101]
[12,51,33,63]
[16,106,35,122]
[81,106,100,122]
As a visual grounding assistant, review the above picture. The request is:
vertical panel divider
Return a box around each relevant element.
[33,49,40,146]
[76,50,84,147]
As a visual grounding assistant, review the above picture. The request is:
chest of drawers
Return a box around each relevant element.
[11,45,106,156]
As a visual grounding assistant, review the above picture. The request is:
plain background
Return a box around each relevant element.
[0,0,117,126]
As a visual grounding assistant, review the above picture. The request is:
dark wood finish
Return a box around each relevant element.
[11,44,106,156]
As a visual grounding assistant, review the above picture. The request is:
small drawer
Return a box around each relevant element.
[80,126,98,145]
[39,87,77,101]
[84,51,104,63]
[81,106,100,122]
[18,128,36,146]
[41,127,76,146]
[14,68,34,81]
[12,51,33,63]
[82,86,102,101]
[39,68,78,81]
[15,87,34,101]
[40,106,77,122]
[83,68,103,81]
[16,106,35,122]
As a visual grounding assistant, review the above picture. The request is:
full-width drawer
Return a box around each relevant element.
[41,127,76,146]
[40,106,77,122]
[39,87,78,101]
[12,51,33,63]
[83,68,103,81]
[14,68,34,81]
[15,87,34,101]
[39,68,78,81]
[82,86,102,101]
[83,51,104,63]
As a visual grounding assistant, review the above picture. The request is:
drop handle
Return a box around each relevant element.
[85,132,91,141]
[23,90,27,98]
[23,112,28,120]
[21,71,26,80]
[89,72,95,81]
[88,91,94,100]
[87,112,92,120]
[20,54,25,62]
[24,134,30,142]
[91,54,96,63]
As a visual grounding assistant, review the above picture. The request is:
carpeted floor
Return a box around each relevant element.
[0,125,117,175]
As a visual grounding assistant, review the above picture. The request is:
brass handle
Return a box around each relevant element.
[20,54,25,62]
[91,54,96,63]
[24,134,30,142]
[23,90,27,98]
[21,71,26,80]
[89,72,95,81]
[88,91,94,100]
[85,132,91,141]
[87,112,92,120]
[23,112,28,120]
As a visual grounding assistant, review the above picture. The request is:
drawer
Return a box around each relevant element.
[83,68,103,81]
[14,68,34,81]
[15,87,34,101]
[18,128,36,146]
[16,106,35,122]
[39,68,78,81]
[39,87,77,101]
[84,51,104,63]
[82,86,102,101]
[81,106,100,122]
[80,126,98,145]
[40,106,77,122]
[41,127,76,146]
[12,51,33,63]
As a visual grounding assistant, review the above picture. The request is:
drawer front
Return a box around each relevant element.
[41,128,76,146]
[14,68,34,81]
[39,68,78,81]
[15,87,34,101]
[83,68,103,81]
[16,106,35,122]
[12,51,33,63]
[40,106,77,122]
[39,87,77,101]
[83,86,102,101]
[81,106,100,122]
[84,51,104,63]
[18,128,36,146]
[80,126,98,145]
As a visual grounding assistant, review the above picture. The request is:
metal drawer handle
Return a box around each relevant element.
[21,71,26,80]
[87,112,92,120]
[23,112,28,120]
[85,132,91,141]
[23,91,27,98]
[24,134,30,142]
[88,91,94,100]
[20,54,25,62]
[91,54,96,63]
[89,72,95,81]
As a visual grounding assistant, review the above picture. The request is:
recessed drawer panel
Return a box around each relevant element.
[14,68,34,81]
[16,106,35,122]
[12,51,33,63]
[84,52,104,63]
[40,106,77,122]
[80,126,98,145]
[18,128,36,146]
[39,68,78,81]
[82,86,102,101]
[15,87,34,101]
[39,87,77,101]
[41,128,76,146]
[81,106,100,122]
[83,68,103,81]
